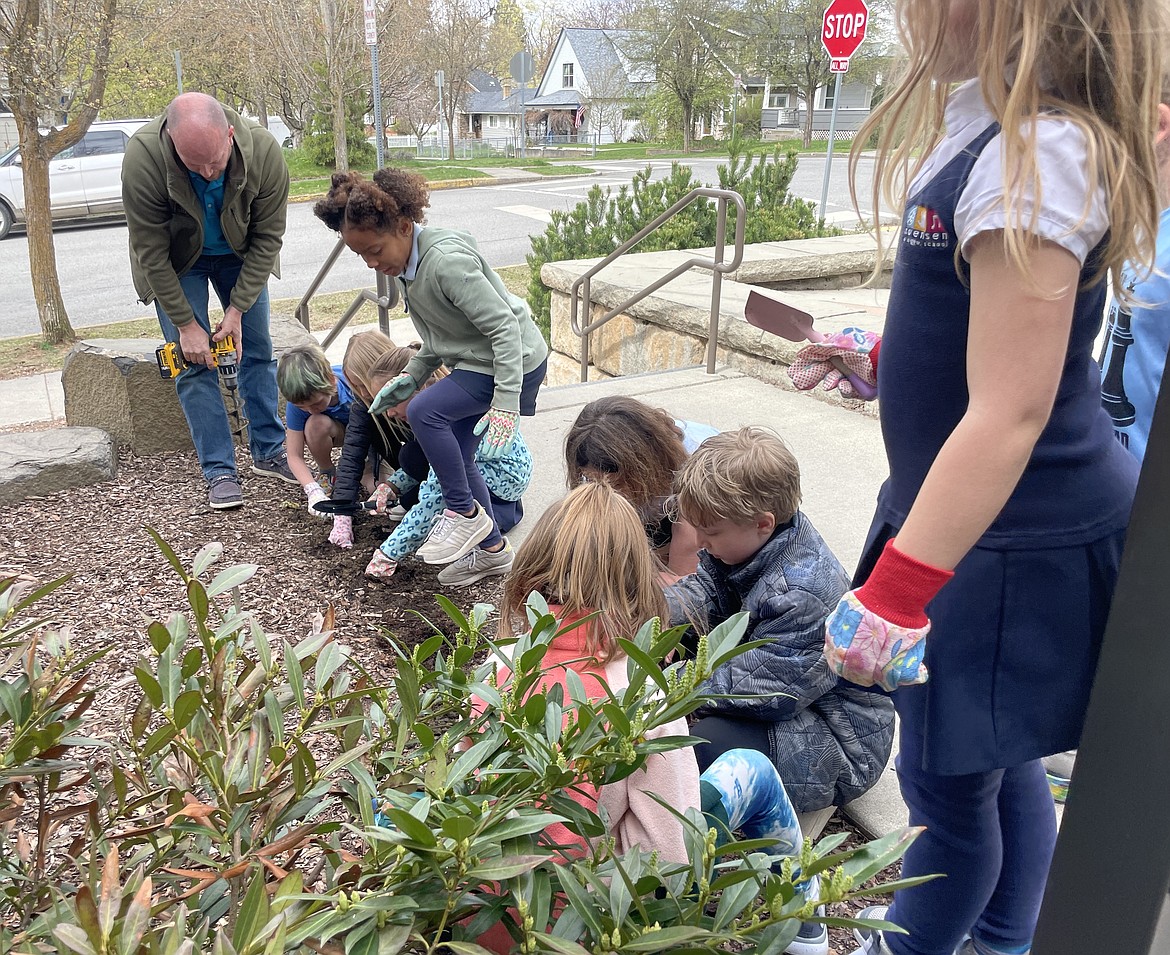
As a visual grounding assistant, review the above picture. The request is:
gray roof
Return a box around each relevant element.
[464,87,530,116]
[524,89,583,108]
[539,28,654,99]
[467,69,501,93]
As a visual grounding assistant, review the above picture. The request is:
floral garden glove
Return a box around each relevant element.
[305,481,330,520]
[788,328,881,400]
[367,482,398,514]
[824,539,953,691]
[368,374,418,415]
[365,550,399,580]
[473,408,518,461]
[328,515,354,549]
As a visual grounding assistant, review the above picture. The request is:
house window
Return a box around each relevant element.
[822,84,837,109]
[562,63,574,88]
[768,90,789,109]
[486,115,498,128]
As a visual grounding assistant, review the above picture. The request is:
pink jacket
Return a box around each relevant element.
[476,608,700,864]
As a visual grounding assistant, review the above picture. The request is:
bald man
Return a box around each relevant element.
[122,92,293,510]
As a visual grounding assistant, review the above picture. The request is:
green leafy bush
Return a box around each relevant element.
[0,540,924,953]
[304,110,376,170]
[525,133,839,340]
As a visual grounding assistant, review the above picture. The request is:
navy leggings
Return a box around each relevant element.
[886,711,1056,955]
[405,364,544,551]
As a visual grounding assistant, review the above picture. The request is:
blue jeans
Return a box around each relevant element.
[155,254,285,481]
[885,716,1055,955]
[700,748,803,862]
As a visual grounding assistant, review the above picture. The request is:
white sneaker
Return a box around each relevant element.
[416,503,494,564]
[437,538,514,586]
[848,906,894,955]
[387,504,408,524]
[786,905,829,955]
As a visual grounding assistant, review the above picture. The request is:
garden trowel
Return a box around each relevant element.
[744,289,878,400]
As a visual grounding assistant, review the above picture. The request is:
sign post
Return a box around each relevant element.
[365,0,391,333]
[818,0,868,220]
[509,51,535,159]
[365,0,383,168]
[435,69,446,160]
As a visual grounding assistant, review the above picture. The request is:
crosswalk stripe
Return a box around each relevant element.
[496,204,554,223]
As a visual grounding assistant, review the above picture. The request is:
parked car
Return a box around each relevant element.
[0,119,148,239]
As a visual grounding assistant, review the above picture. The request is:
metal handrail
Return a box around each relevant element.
[294,236,398,348]
[569,187,747,382]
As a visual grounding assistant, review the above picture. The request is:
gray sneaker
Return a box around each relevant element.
[417,503,494,565]
[209,475,243,510]
[251,453,299,485]
[437,538,514,586]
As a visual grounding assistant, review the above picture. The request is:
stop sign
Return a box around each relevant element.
[822,0,869,70]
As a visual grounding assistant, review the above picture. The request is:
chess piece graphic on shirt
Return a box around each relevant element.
[1100,282,1137,445]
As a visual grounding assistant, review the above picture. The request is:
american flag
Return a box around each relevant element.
[574,103,586,128]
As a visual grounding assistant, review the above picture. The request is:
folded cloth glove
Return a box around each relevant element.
[368,481,398,514]
[329,515,354,549]
[473,408,518,461]
[824,538,953,691]
[368,374,418,415]
[788,328,881,400]
[365,550,398,580]
[305,481,330,519]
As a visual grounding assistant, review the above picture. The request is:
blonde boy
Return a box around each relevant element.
[667,427,895,814]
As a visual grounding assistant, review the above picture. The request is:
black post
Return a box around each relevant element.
[1034,346,1170,953]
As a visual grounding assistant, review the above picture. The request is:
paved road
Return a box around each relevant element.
[0,154,876,339]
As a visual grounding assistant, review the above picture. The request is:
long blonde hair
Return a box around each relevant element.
[367,345,449,394]
[501,482,668,662]
[342,330,397,406]
[852,0,1166,292]
[341,330,413,445]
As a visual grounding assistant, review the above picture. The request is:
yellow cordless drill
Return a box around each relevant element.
[156,336,250,442]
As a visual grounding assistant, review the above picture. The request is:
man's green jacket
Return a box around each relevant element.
[121,106,290,327]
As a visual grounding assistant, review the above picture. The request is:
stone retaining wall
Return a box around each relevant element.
[539,233,893,417]
[62,312,316,452]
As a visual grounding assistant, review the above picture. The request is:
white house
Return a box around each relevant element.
[525,28,652,144]
[458,69,527,142]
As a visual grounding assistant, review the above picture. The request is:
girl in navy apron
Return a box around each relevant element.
[790,2,1165,954]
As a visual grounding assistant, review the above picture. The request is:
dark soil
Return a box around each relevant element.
[0,445,506,726]
[0,440,898,952]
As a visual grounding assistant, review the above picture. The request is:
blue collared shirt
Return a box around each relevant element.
[188,170,234,256]
[403,224,423,280]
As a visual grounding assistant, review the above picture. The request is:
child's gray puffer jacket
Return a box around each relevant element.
[667,511,895,812]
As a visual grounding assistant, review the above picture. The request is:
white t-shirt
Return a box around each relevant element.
[909,80,1108,265]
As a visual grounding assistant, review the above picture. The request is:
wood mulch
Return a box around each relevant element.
[0,440,897,953]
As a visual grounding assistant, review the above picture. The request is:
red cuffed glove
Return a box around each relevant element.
[824,539,953,690]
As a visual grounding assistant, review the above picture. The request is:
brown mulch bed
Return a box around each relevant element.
[0,445,506,728]
[0,442,898,952]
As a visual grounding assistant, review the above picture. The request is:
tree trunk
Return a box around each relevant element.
[681,101,693,154]
[21,142,75,345]
[447,104,456,160]
[802,84,815,147]
[332,83,349,171]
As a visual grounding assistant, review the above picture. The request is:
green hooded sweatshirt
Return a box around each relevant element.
[121,105,289,327]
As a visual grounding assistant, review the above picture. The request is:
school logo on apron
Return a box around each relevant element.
[903,205,949,249]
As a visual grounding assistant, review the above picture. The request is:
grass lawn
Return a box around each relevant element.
[2,264,536,380]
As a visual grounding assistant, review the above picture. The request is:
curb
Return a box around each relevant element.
[287,170,599,204]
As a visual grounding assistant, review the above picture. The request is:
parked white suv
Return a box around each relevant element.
[0,119,149,239]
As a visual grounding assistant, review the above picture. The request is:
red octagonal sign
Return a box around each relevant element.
[822,0,869,72]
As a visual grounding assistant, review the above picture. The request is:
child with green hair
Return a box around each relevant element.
[276,342,355,517]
